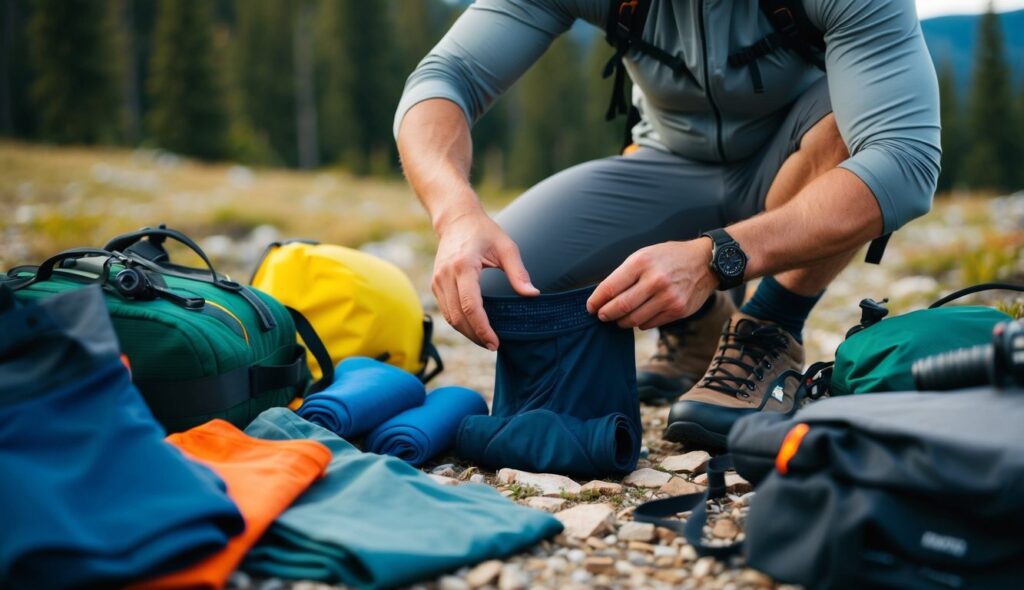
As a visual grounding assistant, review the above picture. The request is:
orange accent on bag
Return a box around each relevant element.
[775,422,810,475]
[622,143,641,156]
[131,419,330,589]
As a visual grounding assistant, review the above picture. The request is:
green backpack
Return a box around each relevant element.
[2,226,333,433]
[812,283,1022,397]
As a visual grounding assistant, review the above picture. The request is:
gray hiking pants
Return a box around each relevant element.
[481,78,832,297]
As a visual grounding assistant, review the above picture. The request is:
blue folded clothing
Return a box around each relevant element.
[458,409,640,477]
[366,386,488,466]
[0,286,244,590]
[455,286,642,478]
[242,409,562,589]
[298,356,426,439]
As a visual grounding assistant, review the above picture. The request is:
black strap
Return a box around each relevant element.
[928,283,1024,309]
[418,315,445,383]
[633,455,743,559]
[287,306,334,394]
[864,233,891,265]
[7,248,121,291]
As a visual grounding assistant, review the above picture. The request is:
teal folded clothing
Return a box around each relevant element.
[242,408,562,589]
[457,409,640,477]
[298,356,426,439]
[366,386,488,466]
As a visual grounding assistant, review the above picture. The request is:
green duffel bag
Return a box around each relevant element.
[820,283,1022,396]
[2,226,333,433]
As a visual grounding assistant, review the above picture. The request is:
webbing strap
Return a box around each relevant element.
[287,306,334,394]
[864,234,891,265]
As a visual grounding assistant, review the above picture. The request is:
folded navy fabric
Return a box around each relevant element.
[0,286,244,590]
[366,386,488,466]
[455,286,642,478]
[242,409,562,589]
[298,356,426,439]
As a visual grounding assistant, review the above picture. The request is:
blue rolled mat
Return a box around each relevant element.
[457,409,641,478]
[366,386,488,466]
[298,357,426,439]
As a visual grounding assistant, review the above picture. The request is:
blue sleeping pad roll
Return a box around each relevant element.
[455,286,642,478]
[298,356,426,439]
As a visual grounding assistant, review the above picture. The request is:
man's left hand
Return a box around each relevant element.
[587,239,719,330]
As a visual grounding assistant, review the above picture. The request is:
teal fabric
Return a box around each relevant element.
[832,306,1010,396]
[242,409,562,589]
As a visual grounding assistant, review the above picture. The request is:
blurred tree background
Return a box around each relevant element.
[1,0,1022,193]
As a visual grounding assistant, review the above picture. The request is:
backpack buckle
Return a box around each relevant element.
[770,7,800,37]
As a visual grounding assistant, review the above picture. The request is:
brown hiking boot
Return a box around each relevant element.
[636,292,737,404]
[663,312,805,451]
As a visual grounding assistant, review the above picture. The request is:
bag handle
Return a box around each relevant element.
[929,282,1024,309]
[634,454,743,559]
[105,226,222,283]
[286,306,335,394]
[418,315,445,383]
[7,248,121,291]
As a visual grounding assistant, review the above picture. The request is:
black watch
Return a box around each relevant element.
[701,228,747,291]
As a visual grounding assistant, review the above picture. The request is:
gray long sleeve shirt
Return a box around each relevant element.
[394,0,941,233]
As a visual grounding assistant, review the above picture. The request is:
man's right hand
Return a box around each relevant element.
[432,208,539,350]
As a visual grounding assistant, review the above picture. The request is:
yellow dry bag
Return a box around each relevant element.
[250,240,442,382]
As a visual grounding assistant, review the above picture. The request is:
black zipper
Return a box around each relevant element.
[697,0,727,162]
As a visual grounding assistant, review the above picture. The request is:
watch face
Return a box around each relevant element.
[717,246,746,278]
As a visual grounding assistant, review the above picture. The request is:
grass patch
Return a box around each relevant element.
[507,483,541,501]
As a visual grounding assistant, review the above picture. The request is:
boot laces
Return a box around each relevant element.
[651,322,695,362]
[700,323,788,398]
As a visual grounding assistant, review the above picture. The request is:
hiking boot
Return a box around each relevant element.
[636,292,737,404]
[663,312,805,451]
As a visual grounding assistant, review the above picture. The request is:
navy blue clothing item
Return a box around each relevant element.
[366,386,488,466]
[298,356,426,439]
[242,409,562,589]
[455,286,641,478]
[0,286,244,590]
[741,276,824,343]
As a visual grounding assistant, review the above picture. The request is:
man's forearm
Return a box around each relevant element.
[397,98,483,233]
[728,167,885,279]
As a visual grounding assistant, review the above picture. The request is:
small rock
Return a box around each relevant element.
[227,571,252,590]
[653,545,677,558]
[740,568,774,587]
[626,550,649,565]
[660,451,711,474]
[469,473,486,484]
[623,468,672,488]
[566,548,587,564]
[640,446,650,459]
[465,560,503,588]
[627,541,654,553]
[583,556,616,575]
[580,480,624,495]
[656,526,678,544]
[438,575,470,590]
[659,477,705,496]
[680,544,698,561]
[692,556,716,578]
[735,491,756,507]
[711,518,740,540]
[617,521,656,542]
[256,579,286,590]
[585,536,606,550]
[429,474,459,486]
[547,556,569,572]
[431,463,457,477]
[725,472,752,493]
[570,570,592,585]
[653,569,686,584]
[602,534,618,545]
[525,496,568,513]
[555,503,615,538]
[496,468,581,497]
[498,564,529,590]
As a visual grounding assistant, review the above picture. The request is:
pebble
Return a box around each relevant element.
[692,471,751,493]
[438,575,470,590]
[660,451,711,474]
[497,469,582,497]
[659,477,706,496]
[712,518,740,540]
[428,474,460,486]
[469,473,486,484]
[653,545,677,558]
[680,544,699,561]
[465,560,503,588]
[617,521,656,542]
[602,534,618,545]
[740,568,774,587]
[256,579,286,590]
[692,556,717,578]
[555,503,615,538]
[570,570,592,585]
[227,571,252,590]
[498,564,529,590]
[547,556,569,572]
[525,496,568,513]
[640,446,650,459]
[623,468,672,488]
[580,480,624,495]
[583,556,616,575]
[566,549,587,564]
[431,464,457,477]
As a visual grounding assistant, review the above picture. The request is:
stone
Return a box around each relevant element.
[627,541,654,552]
[623,468,672,488]
[431,463,457,477]
[469,473,486,484]
[680,544,698,561]
[429,474,460,486]
[711,518,740,540]
[739,568,774,587]
[547,556,569,572]
[496,468,581,497]
[566,548,587,564]
[655,526,678,543]
[653,569,687,584]
[659,477,706,496]
[525,496,568,513]
[570,570,592,585]
[256,579,286,590]
[660,451,711,474]
[438,575,470,590]
[653,545,677,558]
[465,560,502,588]
[498,564,529,590]
[585,537,606,550]
[555,503,616,538]
[617,521,656,542]
[692,556,717,578]
[228,571,252,590]
[725,472,752,493]
[583,556,616,575]
[580,480,624,496]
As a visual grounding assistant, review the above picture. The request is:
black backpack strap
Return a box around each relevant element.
[928,283,1024,309]
[286,306,335,394]
[864,233,891,265]
[417,315,445,384]
[729,0,825,93]
[633,454,744,559]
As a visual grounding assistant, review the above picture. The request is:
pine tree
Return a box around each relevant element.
[964,5,1017,192]
[147,0,228,160]
[27,0,118,143]
[1,0,36,137]
[936,61,964,193]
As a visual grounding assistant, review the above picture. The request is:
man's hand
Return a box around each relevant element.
[587,239,718,330]
[433,209,539,350]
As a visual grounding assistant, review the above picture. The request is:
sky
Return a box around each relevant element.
[917,0,1024,19]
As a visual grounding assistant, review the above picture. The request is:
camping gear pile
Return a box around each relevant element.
[0,226,562,590]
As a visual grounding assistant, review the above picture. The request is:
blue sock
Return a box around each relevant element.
[740,276,822,343]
